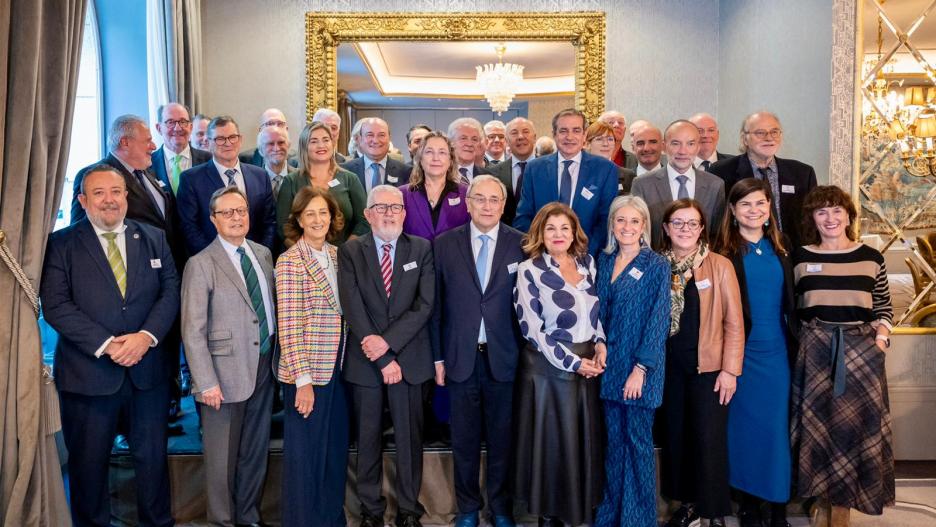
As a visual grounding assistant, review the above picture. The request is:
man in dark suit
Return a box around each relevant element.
[483,120,508,166]
[238,107,299,169]
[432,175,525,527]
[341,117,412,193]
[338,184,435,527]
[632,120,726,249]
[689,112,732,171]
[41,166,180,527]
[513,108,618,255]
[406,124,432,163]
[176,115,277,256]
[708,111,817,248]
[628,121,667,176]
[151,102,211,195]
[488,117,537,225]
[448,117,492,184]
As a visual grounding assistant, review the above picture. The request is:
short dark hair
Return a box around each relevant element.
[800,185,858,244]
[283,186,344,246]
[208,115,239,136]
[79,164,125,195]
[208,186,248,213]
[659,198,709,251]
[406,124,432,144]
[522,202,589,259]
[551,108,588,136]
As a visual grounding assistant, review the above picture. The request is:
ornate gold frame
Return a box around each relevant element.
[305,12,606,122]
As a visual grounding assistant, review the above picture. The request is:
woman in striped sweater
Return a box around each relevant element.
[791,185,894,527]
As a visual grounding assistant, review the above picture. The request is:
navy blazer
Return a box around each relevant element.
[338,233,435,387]
[513,151,618,255]
[150,145,211,193]
[175,160,277,255]
[40,220,180,396]
[431,223,526,383]
[340,156,413,189]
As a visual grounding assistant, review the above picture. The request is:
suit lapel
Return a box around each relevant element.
[208,239,253,309]
[361,235,389,305]
[653,170,672,202]
[456,226,483,292]
[77,221,124,300]
[297,240,339,312]
[544,155,560,202]
[487,224,512,292]
[124,222,143,297]
[390,235,411,304]
[411,191,434,237]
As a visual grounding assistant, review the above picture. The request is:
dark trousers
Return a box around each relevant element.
[59,378,172,527]
[660,369,731,519]
[351,380,425,518]
[448,352,514,516]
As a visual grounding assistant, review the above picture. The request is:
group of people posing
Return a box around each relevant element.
[41,103,893,527]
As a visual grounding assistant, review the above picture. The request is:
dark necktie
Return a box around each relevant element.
[134,170,165,217]
[701,160,711,171]
[559,160,574,205]
[237,247,271,355]
[459,167,470,186]
[676,175,690,200]
[515,161,527,199]
[224,168,237,187]
[757,167,783,230]
[371,163,381,190]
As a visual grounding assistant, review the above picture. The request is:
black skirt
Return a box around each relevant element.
[513,341,605,525]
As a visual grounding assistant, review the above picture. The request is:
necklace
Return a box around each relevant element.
[750,239,764,255]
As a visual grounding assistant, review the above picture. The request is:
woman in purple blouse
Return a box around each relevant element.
[400,131,469,241]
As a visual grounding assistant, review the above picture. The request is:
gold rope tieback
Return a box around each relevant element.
[0,229,40,317]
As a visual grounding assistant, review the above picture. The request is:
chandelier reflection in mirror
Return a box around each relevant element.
[475,44,524,115]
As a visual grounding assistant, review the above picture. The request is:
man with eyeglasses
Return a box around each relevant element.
[632,120,726,249]
[239,107,300,169]
[483,120,508,166]
[151,102,211,196]
[708,111,817,247]
[181,185,275,527]
[177,115,276,256]
[341,117,412,193]
[689,113,731,171]
[431,175,525,527]
[489,117,537,225]
[338,185,435,527]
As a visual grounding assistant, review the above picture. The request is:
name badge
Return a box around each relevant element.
[696,278,712,290]
[448,197,461,206]
[155,179,166,188]
[327,179,341,188]
[150,259,162,269]
[782,184,795,193]
[628,267,643,280]
[508,262,519,274]
[581,187,595,200]
[806,263,823,273]
[387,175,399,183]
[403,261,418,272]
[618,183,623,191]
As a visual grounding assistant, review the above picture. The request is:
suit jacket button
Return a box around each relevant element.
[253,319,258,323]
[121,307,127,311]
[254,341,259,346]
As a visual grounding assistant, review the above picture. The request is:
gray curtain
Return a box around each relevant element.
[158,0,203,112]
[0,0,86,525]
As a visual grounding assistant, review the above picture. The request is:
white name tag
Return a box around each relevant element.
[806,263,823,273]
[403,261,418,272]
[387,175,399,183]
[508,262,519,274]
[618,183,623,191]
[150,259,162,269]
[628,267,643,280]
[155,179,166,188]
[782,184,795,193]
[448,197,461,206]
[327,179,341,188]
[580,187,594,200]
[696,278,711,290]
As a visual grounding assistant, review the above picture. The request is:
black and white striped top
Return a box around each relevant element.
[792,244,893,328]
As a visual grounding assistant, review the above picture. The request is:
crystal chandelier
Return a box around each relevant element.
[476,44,524,115]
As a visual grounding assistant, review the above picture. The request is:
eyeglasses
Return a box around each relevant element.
[163,119,191,128]
[261,119,287,129]
[667,219,702,231]
[210,134,242,145]
[590,135,615,144]
[745,129,783,140]
[213,207,249,218]
[486,134,506,141]
[370,203,404,215]
[468,196,503,206]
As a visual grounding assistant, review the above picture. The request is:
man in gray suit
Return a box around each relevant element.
[181,186,275,527]
[632,120,726,249]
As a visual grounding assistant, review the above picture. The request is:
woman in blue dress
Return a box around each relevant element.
[714,178,796,527]
[595,195,671,527]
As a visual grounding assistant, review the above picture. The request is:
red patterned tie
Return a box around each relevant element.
[380,243,392,297]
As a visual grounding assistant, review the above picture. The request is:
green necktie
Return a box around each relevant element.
[170,154,182,194]
[237,247,271,355]
[102,232,126,297]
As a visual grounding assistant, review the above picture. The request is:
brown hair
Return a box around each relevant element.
[800,185,858,245]
[282,186,345,246]
[585,121,615,144]
[659,198,709,251]
[551,108,588,135]
[409,131,457,187]
[714,178,788,258]
[522,202,589,259]
[297,121,338,180]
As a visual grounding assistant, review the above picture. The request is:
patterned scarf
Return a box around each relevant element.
[662,243,709,336]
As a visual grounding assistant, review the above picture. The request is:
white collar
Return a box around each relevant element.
[470,221,499,242]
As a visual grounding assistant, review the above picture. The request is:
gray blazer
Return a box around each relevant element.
[181,237,276,403]
[631,165,726,249]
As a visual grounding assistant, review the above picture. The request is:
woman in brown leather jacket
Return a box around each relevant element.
[658,199,744,527]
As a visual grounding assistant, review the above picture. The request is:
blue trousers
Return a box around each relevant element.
[595,402,657,527]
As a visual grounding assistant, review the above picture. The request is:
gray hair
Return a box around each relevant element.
[506,116,536,135]
[447,117,483,141]
[534,136,556,156]
[156,102,191,123]
[739,111,782,153]
[604,195,652,254]
[366,184,404,207]
[209,186,249,213]
[312,107,340,124]
[354,117,389,138]
[257,125,290,146]
[467,174,507,199]
[107,114,147,152]
[483,120,506,135]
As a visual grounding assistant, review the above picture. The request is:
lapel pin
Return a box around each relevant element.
[133,233,140,239]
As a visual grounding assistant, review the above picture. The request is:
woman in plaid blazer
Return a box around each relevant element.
[276,186,348,527]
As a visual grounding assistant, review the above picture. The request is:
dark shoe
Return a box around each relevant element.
[665,504,700,527]
[537,516,563,527]
[167,422,184,436]
[396,512,422,527]
[493,515,517,527]
[454,512,479,527]
[708,519,726,527]
[360,513,382,527]
[738,508,764,527]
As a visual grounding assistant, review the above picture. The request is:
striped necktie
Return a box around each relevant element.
[102,232,126,297]
[380,242,392,297]
[237,247,271,355]
[225,168,237,187]
[459,167,470,186]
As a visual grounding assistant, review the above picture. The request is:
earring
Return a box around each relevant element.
[732,216,738,226]
[764,218,770,227]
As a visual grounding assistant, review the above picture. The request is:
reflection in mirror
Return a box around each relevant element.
[859,0,936,328]
[336,41,575,164]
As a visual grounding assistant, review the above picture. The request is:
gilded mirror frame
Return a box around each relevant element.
[304,12,606,123]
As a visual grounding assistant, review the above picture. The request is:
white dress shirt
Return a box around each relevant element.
[115,154,166,216]
[163,145,193,173]
[471,221,498,343]
[557,151,583,206]
[694,152,719,168]
[213,159,246,194]
[364,156,388,194]
[667,164,696,200]
[511,155,532,191]
[218,236,275,335]
[635,161,663,177]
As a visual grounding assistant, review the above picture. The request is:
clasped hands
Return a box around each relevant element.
[362,334,403,385]
[104,332,153,367]
[577,342,607,378]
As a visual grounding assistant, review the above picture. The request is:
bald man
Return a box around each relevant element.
[488,117,537,224]
[689,113,731,171]
[239,107,299,169]
[599,110,637,168]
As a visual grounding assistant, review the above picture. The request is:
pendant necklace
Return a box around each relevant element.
[751,239,764,256]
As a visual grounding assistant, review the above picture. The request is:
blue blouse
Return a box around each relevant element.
[596,246,671,408]
[514,253,606,373]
